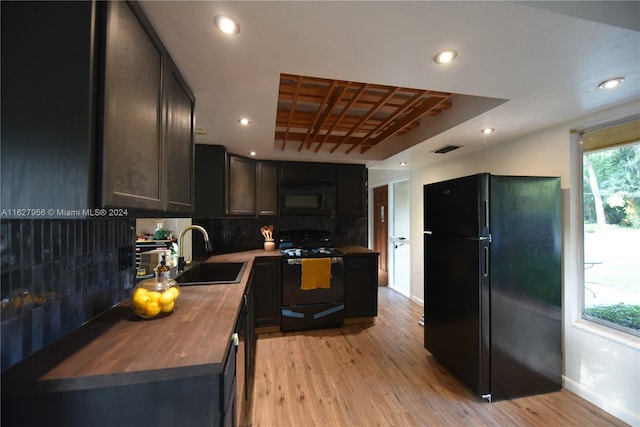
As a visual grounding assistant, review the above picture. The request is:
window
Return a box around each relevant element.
[581,119,640,336]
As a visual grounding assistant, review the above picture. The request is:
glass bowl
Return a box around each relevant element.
[131,277,180,319]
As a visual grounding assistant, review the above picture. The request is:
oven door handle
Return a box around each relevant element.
[286,257,343,265]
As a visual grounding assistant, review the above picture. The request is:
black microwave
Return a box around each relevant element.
[279,183,336,215]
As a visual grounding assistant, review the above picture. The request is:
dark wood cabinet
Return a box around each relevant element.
[336,164,367,216]
[195,151,278,218]
[1,1,194,218]
[344,253,379,318]
[100,1,165,210]
[253,257,282,328]
[100,2,194,213]
[256,161,278,216]
[1,1,95,215]
[227,154,256,216]
[221,338,237,427]
[280,162,335,184]
[165,59,195,214]
[194,144,226,218]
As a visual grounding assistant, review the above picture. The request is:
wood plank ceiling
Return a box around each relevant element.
[276,74,454,155]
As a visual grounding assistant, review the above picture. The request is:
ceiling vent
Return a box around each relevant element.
[432,145,461,154]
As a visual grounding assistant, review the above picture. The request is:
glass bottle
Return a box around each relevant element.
[156,255,170,279]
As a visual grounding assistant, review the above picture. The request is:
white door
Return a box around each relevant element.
[389,179,410,297]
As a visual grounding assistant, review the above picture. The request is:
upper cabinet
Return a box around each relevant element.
[100,1,195,213]
[0,1,195,218]
[1,2,95,215]
[195,148,278,218]
[193,147,367,218]
[100,1,164,210]
[336,164,367,216]
[226,155,256,216]
[280,162,335,185]
[194,145,226,218]
[164,60,195,214]
[256,162,278,216]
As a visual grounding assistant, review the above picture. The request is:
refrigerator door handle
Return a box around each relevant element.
[483,200,489,230]
[483,246,489,277]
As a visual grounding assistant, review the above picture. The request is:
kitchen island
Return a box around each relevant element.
[1,249,279,427]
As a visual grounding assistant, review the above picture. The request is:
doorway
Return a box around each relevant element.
[389,179,411,297]
[373,185,388,285]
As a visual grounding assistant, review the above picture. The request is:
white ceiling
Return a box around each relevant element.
[139,1,640,171]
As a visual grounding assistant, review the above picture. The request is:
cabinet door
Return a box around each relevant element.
[253,258,281,327]
[280,161,335,184]
[227,155,256,216]
[279,162,309,183]
[101,1,164,210]
[336,164,367,216]
[165,60,195,214]
[256,162,278,216]
[194,144,225,217]
[1,2,94,216]
[344,254,378,318]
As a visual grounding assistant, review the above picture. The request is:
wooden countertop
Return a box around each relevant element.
[339,246,379,255]
[2,249,280,395]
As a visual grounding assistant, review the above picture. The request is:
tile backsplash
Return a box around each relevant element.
[192,216,367,257]
[0,218,135,371]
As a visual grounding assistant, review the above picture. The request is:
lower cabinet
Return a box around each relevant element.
[253,257,282,328]
[344,253,379,318]
[221,338,237,427]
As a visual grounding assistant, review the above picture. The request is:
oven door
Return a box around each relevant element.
[281,257,344,306]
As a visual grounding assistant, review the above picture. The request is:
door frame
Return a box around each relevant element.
[368,174,411,293]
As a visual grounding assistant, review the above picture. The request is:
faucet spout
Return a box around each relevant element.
[178,225,211,271]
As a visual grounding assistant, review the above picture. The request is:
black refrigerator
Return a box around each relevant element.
[423,173,562,402]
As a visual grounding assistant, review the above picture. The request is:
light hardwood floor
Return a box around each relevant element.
[239,287,627,426]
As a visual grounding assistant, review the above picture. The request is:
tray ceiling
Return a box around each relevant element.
[276,74,454,155]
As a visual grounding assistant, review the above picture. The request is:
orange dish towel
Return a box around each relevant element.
[300,258,332,290]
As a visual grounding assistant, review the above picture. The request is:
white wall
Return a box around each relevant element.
[369,101,640,426]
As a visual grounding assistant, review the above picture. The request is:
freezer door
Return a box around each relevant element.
[424,233,490,397]
[489,176,562,400]
[423,173,489,237]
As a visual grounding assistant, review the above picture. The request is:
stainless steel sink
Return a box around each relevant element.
[175,262,247,285]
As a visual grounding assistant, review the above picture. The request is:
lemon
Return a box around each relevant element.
[160,300,174,313]
[144,301,161,317]
[147,291,162,303]
[132,287,148,299]
[132,293,150,311]
[158,290,175,307]
[168,286,180,300]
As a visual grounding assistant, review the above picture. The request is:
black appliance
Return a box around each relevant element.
[279,230,345,331]
[279,183,336,215]
[423,173,562,402]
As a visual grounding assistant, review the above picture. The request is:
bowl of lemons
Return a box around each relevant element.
[131,277,180,319]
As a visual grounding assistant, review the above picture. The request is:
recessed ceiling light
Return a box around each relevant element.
[598,77,624,89]
[433,49,457,64]
[399,161,407,166]
[238,118,250,126]
[249,151,256,156]
[214,15,240,35]
[481,128,495,135]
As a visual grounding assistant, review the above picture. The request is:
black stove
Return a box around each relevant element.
[278,229,345,332]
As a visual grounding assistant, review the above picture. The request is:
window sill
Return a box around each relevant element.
[573,318,640,350]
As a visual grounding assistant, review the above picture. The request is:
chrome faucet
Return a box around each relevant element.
[178,225,213,271]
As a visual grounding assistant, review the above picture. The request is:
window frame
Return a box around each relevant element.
[577,118,640,337]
